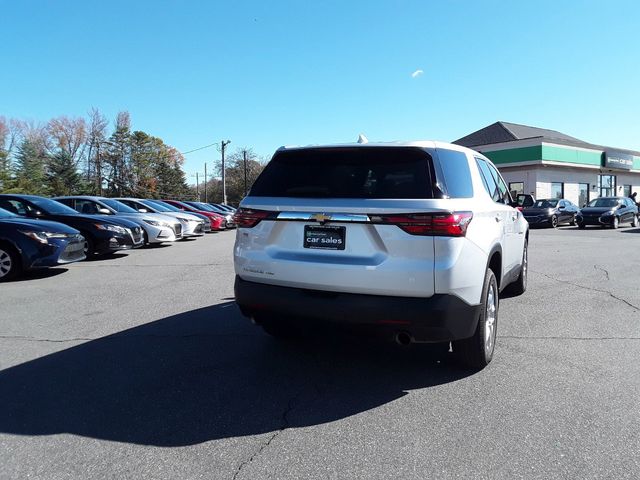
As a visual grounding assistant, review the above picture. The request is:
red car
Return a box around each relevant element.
[160,200,226,231]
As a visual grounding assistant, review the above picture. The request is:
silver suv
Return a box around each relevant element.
[233,142,529,368]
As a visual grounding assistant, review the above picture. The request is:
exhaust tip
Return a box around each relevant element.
[394,331,413,346]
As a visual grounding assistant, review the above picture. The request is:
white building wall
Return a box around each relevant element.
[497,164,640,203]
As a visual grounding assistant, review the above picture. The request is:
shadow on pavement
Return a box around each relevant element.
[0,302,472,447]
[11,268,68,282]
[620,228,640,234]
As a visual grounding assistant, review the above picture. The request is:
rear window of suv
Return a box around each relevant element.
[250,147,435,199]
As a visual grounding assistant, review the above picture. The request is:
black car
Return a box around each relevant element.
[522,198,580,228]
[576,197,639,229]
[0,207,85,281]
[0,195,145,256]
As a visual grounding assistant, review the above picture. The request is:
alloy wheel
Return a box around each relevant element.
[484,283,497,356]
[0,249,12,279]
[551,215,558,228]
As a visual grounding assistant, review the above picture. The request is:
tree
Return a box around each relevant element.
[222,148,266,205]
[13,138,48,195]
[85,108,108,194]
[46,150,86,196]
[103,111,131,195]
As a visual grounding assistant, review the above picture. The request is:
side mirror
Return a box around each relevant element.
[98,207,111,215]
[558,206,565,210]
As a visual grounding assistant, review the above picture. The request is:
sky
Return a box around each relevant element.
[2,0,640,180]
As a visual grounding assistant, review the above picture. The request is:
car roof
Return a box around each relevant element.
[276,140,478,156]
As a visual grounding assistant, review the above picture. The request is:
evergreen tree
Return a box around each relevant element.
[13,138,48,195]
[47,150,86,196]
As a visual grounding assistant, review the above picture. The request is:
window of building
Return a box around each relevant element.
[623,185,632,197]
[550,182,564,199]
[509,182,524,198]
[578,183,589,207]
[598,175,616,197]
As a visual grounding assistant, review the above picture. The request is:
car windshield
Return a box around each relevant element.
[587,198,620,208]
[190,202,215,211]
[102,199,139,213]
[31,197,79,215]
[532,199,558,208]
[141,200,169,212]
[0,207,17,218]
[149,200,182,212]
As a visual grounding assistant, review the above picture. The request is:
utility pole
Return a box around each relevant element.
[243,150,248,196]
[204,163,208,203]
[96,141,103,196]
[191,172,200,199]
[220,140,231,204]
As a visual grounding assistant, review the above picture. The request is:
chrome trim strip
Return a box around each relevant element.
[276,212,371,223]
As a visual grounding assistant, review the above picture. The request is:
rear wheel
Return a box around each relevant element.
[453,268,498,369]
[0,244,21,282]
[506,239,527,295]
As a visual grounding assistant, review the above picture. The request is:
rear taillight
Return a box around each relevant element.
[234,208,272,228]
[368,212,473,237]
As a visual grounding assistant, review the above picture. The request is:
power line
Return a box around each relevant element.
[180,142,219,156]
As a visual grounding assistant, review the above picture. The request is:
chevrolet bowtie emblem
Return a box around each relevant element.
[311,213,332,224]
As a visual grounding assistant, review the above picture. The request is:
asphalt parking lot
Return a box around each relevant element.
[1,227,639,479]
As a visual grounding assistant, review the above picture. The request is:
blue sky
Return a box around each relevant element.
[2,0,639,179]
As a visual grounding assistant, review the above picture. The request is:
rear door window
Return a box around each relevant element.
[250,147,434,199]
[475,158,501,202]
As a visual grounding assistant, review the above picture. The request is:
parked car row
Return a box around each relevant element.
[0,193,236,281]
[520,196,639,229]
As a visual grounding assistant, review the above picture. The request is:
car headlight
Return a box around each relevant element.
[95,223,127,234]
[18,230,74,244]
[143,219,170,227]
[602,211,614,216]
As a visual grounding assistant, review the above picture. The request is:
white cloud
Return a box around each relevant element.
[411,69,424,78]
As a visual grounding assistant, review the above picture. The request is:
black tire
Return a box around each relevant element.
[578,222,586,229]
[506,239,528,296]
[612,216,619,229]
[550,215,558,228]
[632,215,638,228]
[571,215,578,226]
[81,232,95,257]
[453,268,498,369]
[0,243,21,282]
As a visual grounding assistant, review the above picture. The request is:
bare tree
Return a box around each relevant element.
[85,108,109,190]
[47,116,87,166]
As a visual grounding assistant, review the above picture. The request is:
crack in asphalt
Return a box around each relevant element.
[594,264,610,281]
[532,270,640,312]
[231,393,301,480]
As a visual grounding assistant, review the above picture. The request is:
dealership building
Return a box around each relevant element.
[454,121,640,206]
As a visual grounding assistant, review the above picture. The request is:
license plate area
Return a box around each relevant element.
[304,225,345,250]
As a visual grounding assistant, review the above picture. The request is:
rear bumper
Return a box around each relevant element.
[234,276,481,342]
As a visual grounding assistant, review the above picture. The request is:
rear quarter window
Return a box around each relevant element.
[433,149,474,198]
[249,147,435,199]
